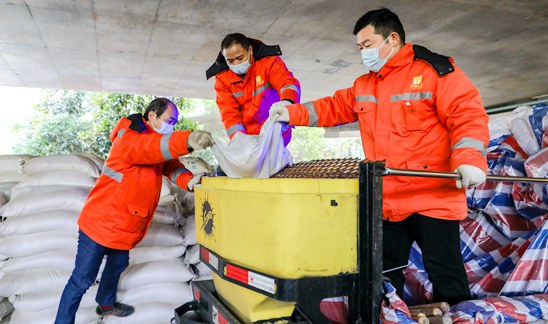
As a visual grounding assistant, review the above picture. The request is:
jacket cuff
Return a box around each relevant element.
[281,89,300,104]
[450,151,488,173]
[287,103,311,126]
[169,131,192,158]
[176,171,194,192]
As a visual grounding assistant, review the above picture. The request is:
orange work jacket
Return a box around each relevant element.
[207,39,300,144]
[287,43,489,222]
[78,114,193,250]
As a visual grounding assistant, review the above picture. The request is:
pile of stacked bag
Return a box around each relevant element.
[0,153,211,324]
[403,103,548,323]
[0,154,34,323]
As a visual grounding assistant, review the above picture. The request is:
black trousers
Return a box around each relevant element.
[383,213,471,305]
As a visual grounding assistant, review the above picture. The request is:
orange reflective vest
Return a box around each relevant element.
[78,114,194,250]
[207,39,300,143]
[287,43,489,222]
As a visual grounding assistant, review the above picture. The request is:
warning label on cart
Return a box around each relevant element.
[248,272,276,294]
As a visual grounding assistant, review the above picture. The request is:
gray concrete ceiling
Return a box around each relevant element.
[0,0,547,107]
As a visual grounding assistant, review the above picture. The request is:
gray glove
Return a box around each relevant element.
[188,131,214,151]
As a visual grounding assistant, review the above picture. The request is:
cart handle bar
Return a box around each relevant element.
[383,167,548,183]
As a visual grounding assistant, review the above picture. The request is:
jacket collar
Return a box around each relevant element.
[109,114,149,142]
[206,38,282,80]
[376,42,414,78]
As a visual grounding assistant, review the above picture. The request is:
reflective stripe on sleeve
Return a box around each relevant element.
[171,166,189,183]
[226,123,245,137]
[252,82,271,97]
[160,134,173,160]
[355,95,378,104]
[390,92,433,102]
[303,102,319,127]
[232,91,243,98]
[102,165,124,183]
[117,129,125,138]
[280,84,300,95]
[452,137,487,157]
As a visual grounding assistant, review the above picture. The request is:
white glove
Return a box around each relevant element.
[188,131,214,151]
[187,173,204,191]
[273,100,292,108]
[268,100,291,122]
[455,165,486,189]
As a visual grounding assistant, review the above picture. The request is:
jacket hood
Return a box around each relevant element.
[206,38,282,80]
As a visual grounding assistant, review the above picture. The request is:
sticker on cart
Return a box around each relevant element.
[201,247,219,271]
[193,286,201,301]
[211,305,228,324]
[199,193,217,240]
[248,272,276,294]
[209,253,219,271]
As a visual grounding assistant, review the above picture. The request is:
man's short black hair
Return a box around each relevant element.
[143,98,174,121]
[353,8,405,44]
[221,33,251,50]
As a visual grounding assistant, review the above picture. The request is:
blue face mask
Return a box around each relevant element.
[360,35,395,73]
[228,59,250,75]
[152,118,174,134]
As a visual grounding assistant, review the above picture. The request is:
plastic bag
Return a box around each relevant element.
[450,294,548,323]
[482,156,536,240]
[522,147,548,210]
[487,115,512,153]
[211,118,293,178]
[380,281,416,324]
[529,104,548,144]
[509,106,539,156]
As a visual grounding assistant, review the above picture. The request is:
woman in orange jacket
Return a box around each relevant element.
[271,8,489,305]
[55,98,213,323]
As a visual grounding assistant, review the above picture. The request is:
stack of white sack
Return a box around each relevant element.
[106,177,196,324]
[0,154,101,323]
[0,154,35,323]
[0,154,198,324]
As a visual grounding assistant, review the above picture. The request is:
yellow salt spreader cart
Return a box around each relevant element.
[171,160,378,324]
[172,160,547,324]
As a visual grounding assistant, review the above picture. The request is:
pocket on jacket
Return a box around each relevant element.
[406,158,448,172]
[401,101,424,131]
[353,103,375,126]
[127,204,148,218]
[353,103,374,115]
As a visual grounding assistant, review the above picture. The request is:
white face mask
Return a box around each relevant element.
[152,118,174,134]
[360,35,395,73]
[228,59,250,75]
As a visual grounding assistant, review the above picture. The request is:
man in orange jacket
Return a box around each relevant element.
[55,98,214,323]
[270,8,489,304]
[206,33,301,146]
